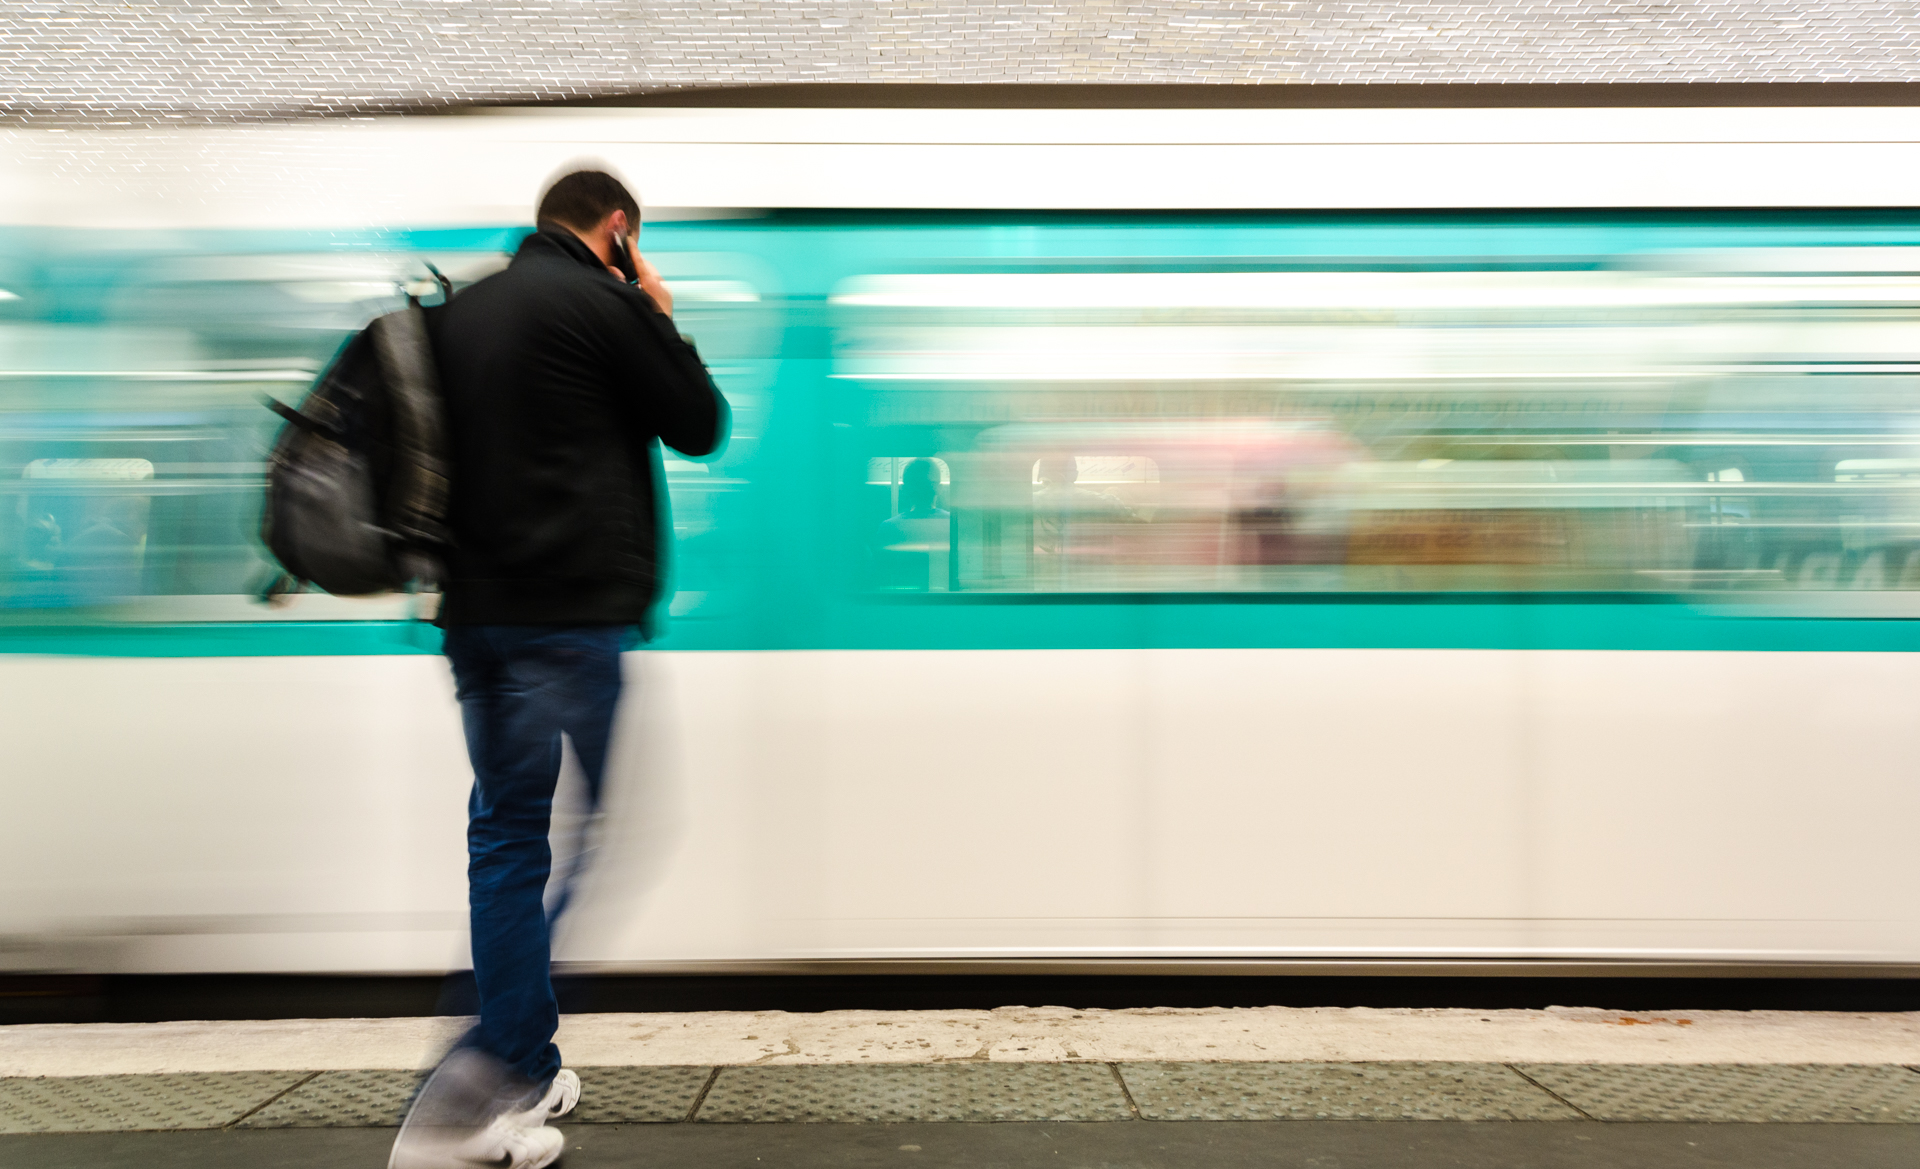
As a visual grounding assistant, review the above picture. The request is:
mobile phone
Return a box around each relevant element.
[608,230,639,283]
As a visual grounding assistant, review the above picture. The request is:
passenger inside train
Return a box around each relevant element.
[872,456,952,591]
[1031,454,1139,554]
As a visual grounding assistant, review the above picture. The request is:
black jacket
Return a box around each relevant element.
[430,226,727,627]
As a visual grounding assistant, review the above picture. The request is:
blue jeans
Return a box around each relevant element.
[443,624,625,1088]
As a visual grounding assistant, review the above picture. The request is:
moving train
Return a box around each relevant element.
[3,102,1920,978]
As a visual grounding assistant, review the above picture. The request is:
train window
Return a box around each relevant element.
[0,242,774,626]
[16,459,155,603]
[951,422,1354,593]
[0,361,331,619]
[0,249,525,623]
[834,259,1920,601]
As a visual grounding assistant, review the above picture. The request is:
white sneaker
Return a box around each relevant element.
[508,1069,580,1125]
[390,1050,572,1169]
[483,1115,567,1169]
[390,1114,565,1169]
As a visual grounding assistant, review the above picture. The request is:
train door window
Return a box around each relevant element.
[867,457,951,591]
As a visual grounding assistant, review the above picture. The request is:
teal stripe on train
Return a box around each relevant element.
[5,603,1920,657]
[0,622,444,657]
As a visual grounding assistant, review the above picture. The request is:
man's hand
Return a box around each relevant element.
[602,236,672,317]
[636,255,673,318]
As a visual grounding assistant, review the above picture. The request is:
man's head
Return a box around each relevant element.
[537,170,641,252]
[1036,455,1079,488]
[900,458,943,514]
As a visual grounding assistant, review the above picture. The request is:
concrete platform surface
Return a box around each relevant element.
[6,1005,1920,1076]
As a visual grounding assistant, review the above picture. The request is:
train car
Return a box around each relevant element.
[3,104,1920,978]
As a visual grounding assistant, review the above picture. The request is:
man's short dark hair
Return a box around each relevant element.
[537,170,640,234]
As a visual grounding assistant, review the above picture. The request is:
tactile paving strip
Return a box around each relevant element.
[13,1063,1920,1130]
[0,1071,307,1134]
[569,1066,712,1124]
[235,1068,428,1128]
[697,1063,1135,1122]
[1517,1063,1920,1123]
[1120,1062,1582,1121]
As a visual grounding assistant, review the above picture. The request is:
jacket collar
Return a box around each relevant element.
[516,224,606,271]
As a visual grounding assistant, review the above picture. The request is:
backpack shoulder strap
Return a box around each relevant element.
[366,306,451,586]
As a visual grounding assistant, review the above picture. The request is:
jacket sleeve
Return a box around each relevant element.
[608,286,730,458]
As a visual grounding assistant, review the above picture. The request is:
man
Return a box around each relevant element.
[391,169,727,1169]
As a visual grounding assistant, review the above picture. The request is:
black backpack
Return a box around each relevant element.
[261,293,451,599]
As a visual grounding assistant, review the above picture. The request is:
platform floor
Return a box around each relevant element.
[4,1008,1919,1167]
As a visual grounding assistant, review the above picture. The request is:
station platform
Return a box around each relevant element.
[4,1005,1919,1167]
